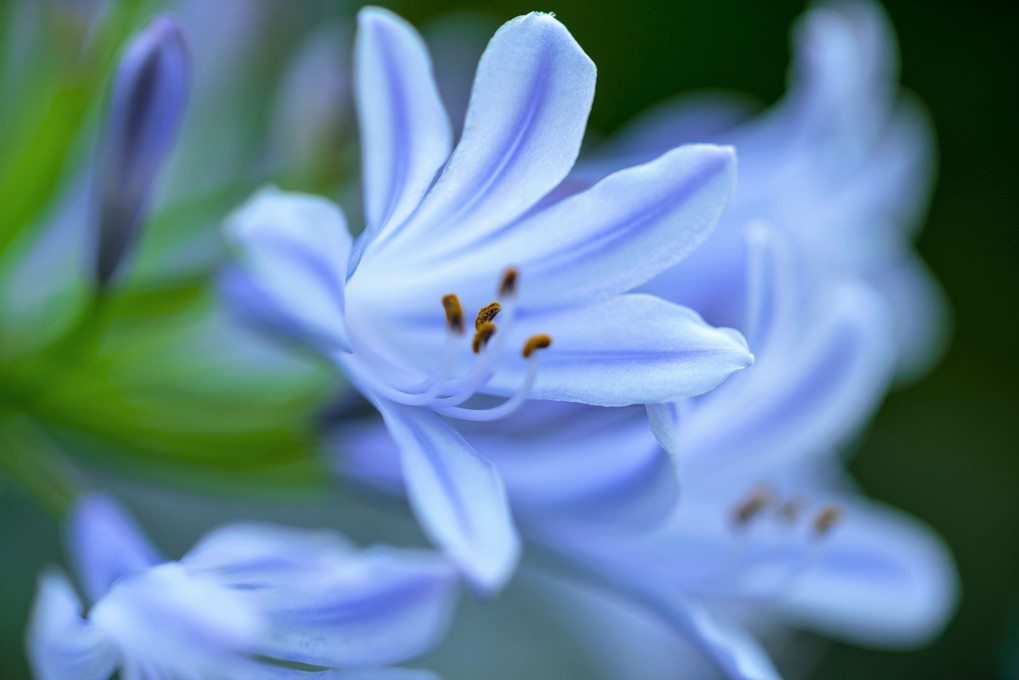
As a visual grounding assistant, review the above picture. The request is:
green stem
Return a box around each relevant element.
[0,413,81,519]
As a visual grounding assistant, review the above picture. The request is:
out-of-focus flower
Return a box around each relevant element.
[93,14,188,286]
[576,0,946,381]
[225,7,752,594]
[27,494,455,680]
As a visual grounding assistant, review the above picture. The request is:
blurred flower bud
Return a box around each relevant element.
[94,15,189,287]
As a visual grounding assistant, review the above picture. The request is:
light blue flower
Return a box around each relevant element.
[224,7,752,594]
[575,0,946,382]
[338,223,957,679]
[27,494,456,680]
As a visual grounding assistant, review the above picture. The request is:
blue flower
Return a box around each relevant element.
[27,494,456,680]
[571,0,946,382]
[224,7,752,594]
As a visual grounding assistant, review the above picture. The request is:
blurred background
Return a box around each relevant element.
[0,0,1015,678]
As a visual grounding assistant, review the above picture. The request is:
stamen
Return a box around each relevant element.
[522,334,552,358]
[499,267,519,298]
[472,322,497,353]
[733,485,773,526]
[812,504,843,538]
[438,335,552,422]
[442,294,464,335]
[475,302,502,330]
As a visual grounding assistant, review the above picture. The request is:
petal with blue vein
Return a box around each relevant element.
[378,400,520,596]
[26,569,118,680]
[351,8,452,272]
[66,494,161,604]
[184,523,459,668]
[453,144,737,308]
[224,187,353,353]
[487,294,752,406]
[380,12,595,259]
[777,498,958,647]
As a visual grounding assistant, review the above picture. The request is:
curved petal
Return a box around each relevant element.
[187,523,459,668]
[377,12,595,260]
[777,498,958,647]
[487,294,752,406]
[224,187,353,353]
[682,282,896,472]
[378,401,520,596]
[461,144,737,308]
[89,563,266,677]
[351,8,452,272]
[67,494,161,604]
[26,569,118,680]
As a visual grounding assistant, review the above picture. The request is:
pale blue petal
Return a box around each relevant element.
[67,494,161,604]
[378,401,520,595]
[26,570,117,680]
[328,670,441,680]
[462,144,737,308]
[382,12,595,259]
[184,523,459,668]
[333,403,677,531]
[89,563,266,677]
[777,498,958,647]
[224,187,353,353]
[351,8,452,271]
[871,253,950,382]
[646,401,681,468]
[682,282,896,472]
[487,294,752,406]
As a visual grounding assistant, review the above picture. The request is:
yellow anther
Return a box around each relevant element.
[475,302,502,331]
[499,267,519,298]
[522,334,552,358]
[732,485,773,526]
[472,322,497,353]
[442,294,464,335]
[812,504,844,538]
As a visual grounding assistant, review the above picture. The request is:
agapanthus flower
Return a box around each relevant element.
[27,494,456,680]
[224,7,752,593]
[574,0,946,381]
[332,1,957,676]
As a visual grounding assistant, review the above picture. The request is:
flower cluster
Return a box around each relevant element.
[13,2,957,680]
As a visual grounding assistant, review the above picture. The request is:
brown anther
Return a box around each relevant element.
[472,322,497,353]
[732,485,773,526]
[442,294,464,335]
[522,334,552,358]
[778,499,803,523]
[475,302,502,331]
[812,504,844,538]
[499,267,519,298]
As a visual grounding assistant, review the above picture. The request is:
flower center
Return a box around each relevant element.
[361,266,552,421]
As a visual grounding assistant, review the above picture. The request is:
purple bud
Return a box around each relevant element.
[94,15,189,286]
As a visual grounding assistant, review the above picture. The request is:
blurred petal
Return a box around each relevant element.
[26,570,117,680]
[352,8,452,270]
[187,523,458,668]
[386,12,595,258]
[378,401,520,595]
[89,563,266,677]
[67,494,161,604]
[683,282,895,472]
[777,499,958,647]
[489,294,752,406]
[224,187,353,353]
